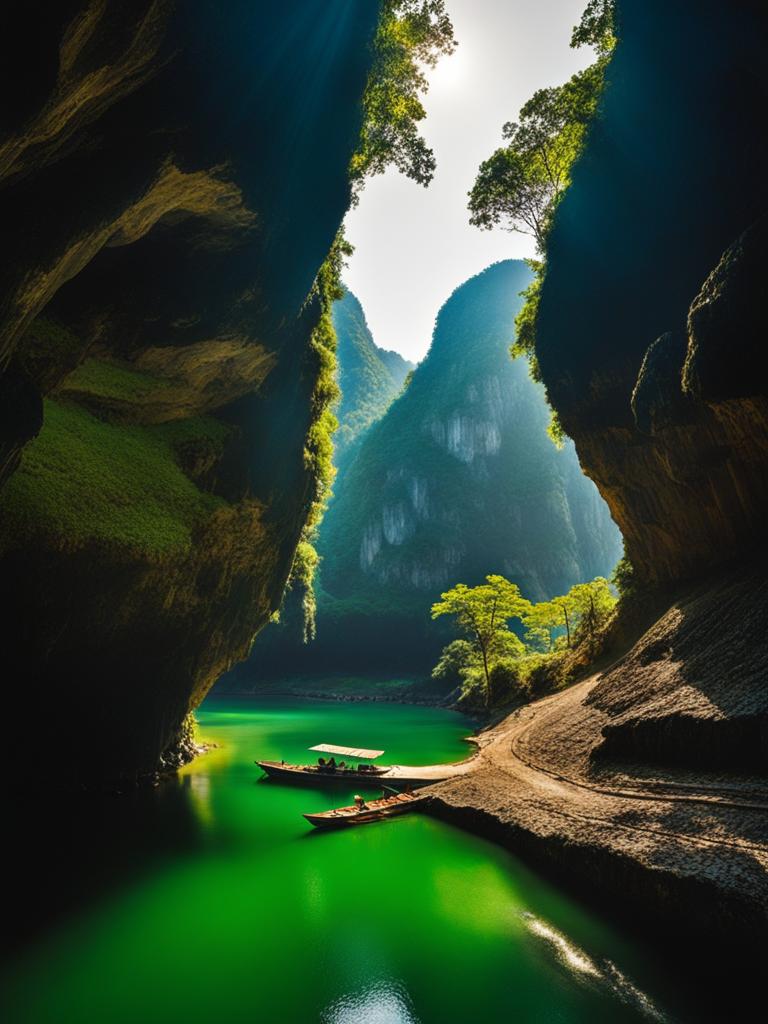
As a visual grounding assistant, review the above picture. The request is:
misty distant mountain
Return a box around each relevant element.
[333,289,414,458]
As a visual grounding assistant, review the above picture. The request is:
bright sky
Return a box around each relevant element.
[344,0,594,362]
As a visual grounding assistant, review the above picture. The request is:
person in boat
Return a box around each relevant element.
[353,794,368,812]
[327,756,337,771]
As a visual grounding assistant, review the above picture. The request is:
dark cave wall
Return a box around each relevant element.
[534,0,768,772]
[0,0,380,783]
[536,0,768,587]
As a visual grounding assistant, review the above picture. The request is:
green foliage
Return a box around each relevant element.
[0,399,227,556]
[431,638,475,680]
[546,410,567,448]
[468,63,604,252]
[332,289,413,456]
[611,551,637,597]
[566,576,617,648]
[431,574,531,705]
[468,1,616,443]
[399,368,415,395]
[511,259,543,370]
[350,0,456,196]
[571,0,616,55]
[289,541,321,642]
[286,231,351,640]
[432,571,618,707]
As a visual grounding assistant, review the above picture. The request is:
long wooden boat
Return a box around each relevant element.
[256,741,467,788]
[256,759,391,785]
[303,791,421,829]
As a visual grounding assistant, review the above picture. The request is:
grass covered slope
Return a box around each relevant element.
[0,399,228,556]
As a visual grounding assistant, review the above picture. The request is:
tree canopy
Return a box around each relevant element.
[350,0,456,196]
[432,573,617,707]
[467,0,616,414]
[468,64,603,252]
[431,575,531,705]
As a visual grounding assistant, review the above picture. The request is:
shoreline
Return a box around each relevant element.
[421,676,768,942]
[211,679,462,711]
[204,679,768,941]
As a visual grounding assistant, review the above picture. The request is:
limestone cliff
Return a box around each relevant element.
[0,1,380,784]
[535,0,768,770]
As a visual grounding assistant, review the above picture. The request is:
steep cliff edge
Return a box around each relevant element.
[0,2,380,785]
[532,0,768,772]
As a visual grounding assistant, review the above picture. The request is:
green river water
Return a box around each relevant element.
[2,695,735,1022]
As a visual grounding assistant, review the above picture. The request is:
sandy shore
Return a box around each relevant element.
[423,675,768,941]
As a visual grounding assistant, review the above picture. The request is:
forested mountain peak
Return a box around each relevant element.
[321,259,621,610]
[332,288,414,456]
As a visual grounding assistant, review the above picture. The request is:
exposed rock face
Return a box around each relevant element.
[535,0,768,772]
[0,1,379,784]
[588,565,768,771]
[325,262,621,606]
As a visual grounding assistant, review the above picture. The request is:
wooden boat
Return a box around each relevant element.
[256,759,389,785]
[303,791,421,829]
[258,742,393,786]
[256,742,462,788]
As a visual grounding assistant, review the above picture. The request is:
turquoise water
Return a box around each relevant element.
[2,696,717,1022]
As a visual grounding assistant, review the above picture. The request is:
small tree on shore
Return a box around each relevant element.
[431,575,531,706]
[432,571,618,706]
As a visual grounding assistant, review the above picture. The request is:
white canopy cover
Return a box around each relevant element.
[309,744,385,760]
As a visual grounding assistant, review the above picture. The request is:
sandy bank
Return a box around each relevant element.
[423,675,768,941]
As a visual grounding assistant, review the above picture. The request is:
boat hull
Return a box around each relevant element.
[303,794,420,829]
[255,760,448,788]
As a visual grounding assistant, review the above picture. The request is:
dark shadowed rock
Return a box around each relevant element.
[0,1,379,785]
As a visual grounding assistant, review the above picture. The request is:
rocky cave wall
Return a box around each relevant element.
[536,0,768,587]
[0,0,380,784]
[535,0,768,769]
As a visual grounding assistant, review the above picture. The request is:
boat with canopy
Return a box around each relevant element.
[256,743,388,785]
[255,741,463,788]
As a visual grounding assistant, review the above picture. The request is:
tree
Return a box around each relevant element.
[571,0,616,55]
[522,600,560,651]
[350,1,456,197]
[467,1,616,392]
[431,575,530,705]
[431,570,619,707]
[568,577,616,647]
[468,67,601,252]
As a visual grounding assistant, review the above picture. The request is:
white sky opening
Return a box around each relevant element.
[343,0,593,362]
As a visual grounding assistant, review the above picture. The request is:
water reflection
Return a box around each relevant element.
[322,980,420,1024]
[521,913,668,1022]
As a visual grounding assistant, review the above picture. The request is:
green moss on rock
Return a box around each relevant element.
[0,399,227,556]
